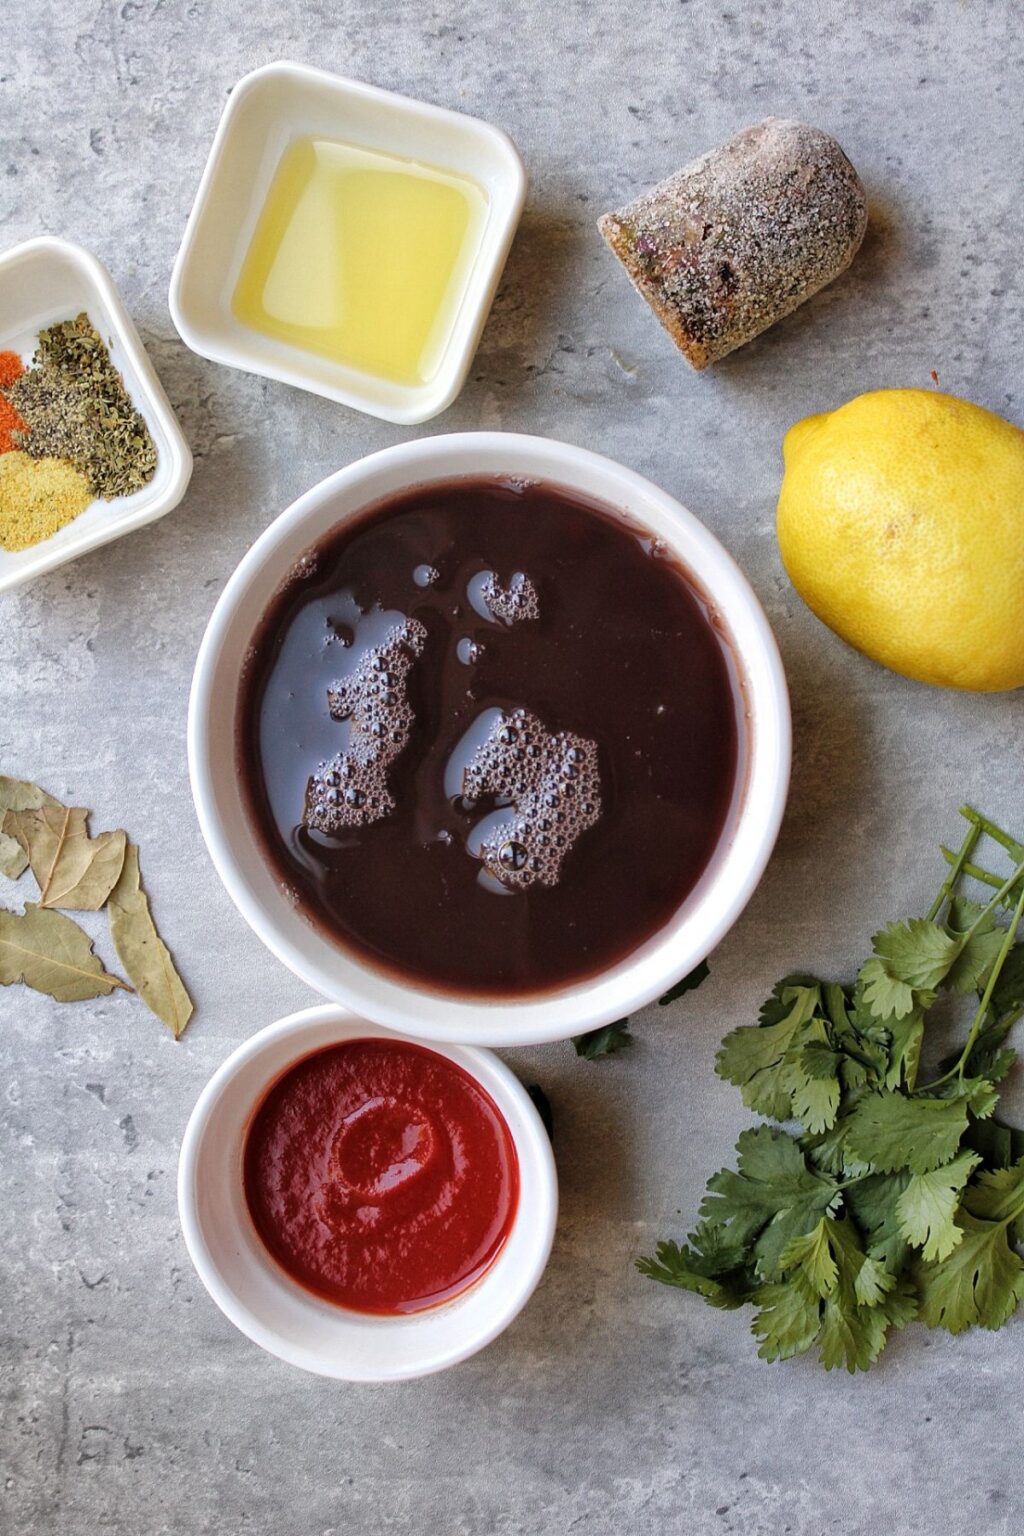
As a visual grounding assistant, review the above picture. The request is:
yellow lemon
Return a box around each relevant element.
[777,389,1024,691]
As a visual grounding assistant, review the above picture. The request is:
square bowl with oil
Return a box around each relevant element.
[0,236,193,595]
[169,62,527,426]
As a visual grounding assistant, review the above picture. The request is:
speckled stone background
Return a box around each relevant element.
[2,2,1023,1532]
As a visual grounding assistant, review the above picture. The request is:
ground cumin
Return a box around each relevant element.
[0,451,92,551]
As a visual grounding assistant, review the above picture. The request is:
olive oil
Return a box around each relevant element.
[232,136,488,386]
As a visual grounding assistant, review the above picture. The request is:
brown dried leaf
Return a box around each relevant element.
[108,844,193,1038]
[0,903,129,1002]
[2,805,126,909]
[0,775,62,880]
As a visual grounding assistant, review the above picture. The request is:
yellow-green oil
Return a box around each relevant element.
[232,136,488,386]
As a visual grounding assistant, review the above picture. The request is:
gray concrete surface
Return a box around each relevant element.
[2,1,1023,1531]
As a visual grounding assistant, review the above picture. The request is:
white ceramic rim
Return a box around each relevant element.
[168,61,527,425]
[0,236,193,593]
[188,432,791,1046]
[177,1005,558,1380]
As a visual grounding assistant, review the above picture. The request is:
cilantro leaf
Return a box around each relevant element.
[962,1156,1024,1245]
[658,960,710,1005]
[777,1220,838,1299]
[944,898,1006,994]
[816,1293,890,1373]
[853,1253,896,1308]
[859,916,965,1021]
[845,1090,970,1174]
[962,1020,1018,1083]
[883,1011,925,1091]
[751,1279,821,1363]
[845,1171,912,1272]
[977,1047,1017,1084]
[847,982,895,1045]
[990,941,1024,1018]
[895,1149,981,1262]
[763,1217,906,1372]
[799,1038,844,1080]
[699,1126,839,1276]
[786,1020,844,1134]
[636,1224,753,1310]
[757,974,825,1026]
[878,1277,920,1334]
[938,1006,1019,1083]
[915,1213,1024,1333]
[858,958,926,1022]
[964,1115,1024,1173]
[960,1077,999,1120]
[789,1045,842,1135]
[715,983,821,1120]
[573,1019,632,1059]
[814,1218,896,1371]
[802,1116,872,1180]
[872,918,963,990]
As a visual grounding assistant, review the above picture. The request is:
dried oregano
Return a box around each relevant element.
[7,314,157,499]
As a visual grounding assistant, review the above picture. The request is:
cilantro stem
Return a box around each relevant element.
[960,805,1024,864]
[927,824,980,922]
[939,849,1016,904]
[968,854,1024,933]
[930,873,1024,1091]
[835,1172,872,1191]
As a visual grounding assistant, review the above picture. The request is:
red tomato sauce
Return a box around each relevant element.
[242,1038,520,1314]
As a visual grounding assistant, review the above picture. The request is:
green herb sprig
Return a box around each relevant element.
[639,806,1024,1372]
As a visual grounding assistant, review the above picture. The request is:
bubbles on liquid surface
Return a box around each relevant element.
[328,619,355,647]
[466,569,540,627]
[459,707,601,891]
[305,617,427,832]
[498,840,528,871]
[456,637,483,666]
[413,564,440,588]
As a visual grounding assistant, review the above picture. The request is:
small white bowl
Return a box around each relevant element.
[177,1005,557,1380]
[0,237,192,594]
[188,432,791,1047]
[169,62,527,425]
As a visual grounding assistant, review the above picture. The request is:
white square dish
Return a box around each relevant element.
[168,62,527,426]
[0,237,193,595]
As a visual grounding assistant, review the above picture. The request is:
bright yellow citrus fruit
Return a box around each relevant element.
[777,389,1024,691]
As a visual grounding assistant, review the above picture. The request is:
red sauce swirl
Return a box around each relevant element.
[242,1038,519,1314]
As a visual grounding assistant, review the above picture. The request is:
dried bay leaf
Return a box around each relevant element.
[0,903,129,1002]
[0,775,62,879]
[108,844,193,1038]
[2,804,126,909]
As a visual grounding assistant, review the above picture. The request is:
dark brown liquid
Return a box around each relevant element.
[237,477,741,996]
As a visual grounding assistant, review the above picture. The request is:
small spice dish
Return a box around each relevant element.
[0,237,192,595]
[168,62,527,425]
[178,1005,558,1380]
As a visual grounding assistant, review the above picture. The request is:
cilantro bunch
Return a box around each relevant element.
[639,807,1024,1372]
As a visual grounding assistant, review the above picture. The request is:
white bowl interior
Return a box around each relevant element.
[0,238,192,592]
[178,1007,557,1380]
[188,433,790,1047]
[169,63,526,424]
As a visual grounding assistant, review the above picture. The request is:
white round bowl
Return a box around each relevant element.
[177,1006,557,1380]
[189,432,790,1046]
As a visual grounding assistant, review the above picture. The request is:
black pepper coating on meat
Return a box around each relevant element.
[598,118,868,369]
